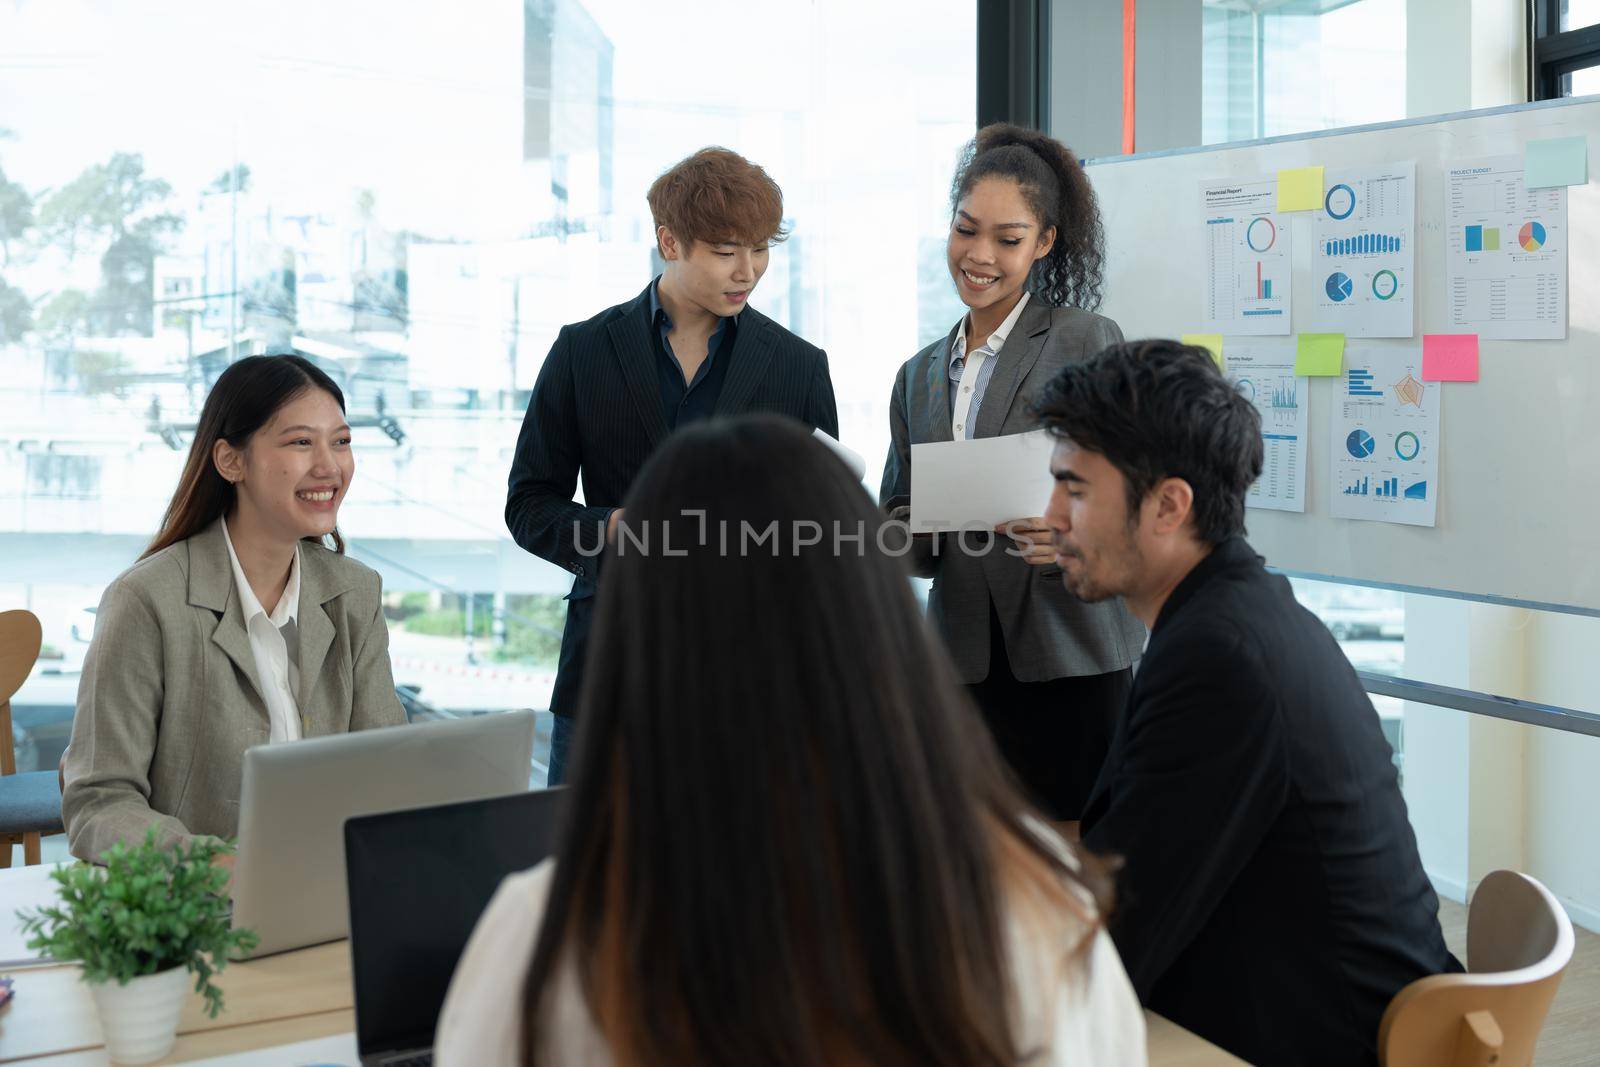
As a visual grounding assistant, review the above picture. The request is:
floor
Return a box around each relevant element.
[1436,896,1600,1067]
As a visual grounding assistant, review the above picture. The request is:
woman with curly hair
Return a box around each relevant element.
[880,123,1146,821]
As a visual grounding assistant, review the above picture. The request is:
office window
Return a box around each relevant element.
[1534,0,1600,97]
[0,1,976,786]
[1563,0,1600,30]
[1202,0,1407,145]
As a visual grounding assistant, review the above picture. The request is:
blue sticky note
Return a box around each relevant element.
[1524,136,1588,189]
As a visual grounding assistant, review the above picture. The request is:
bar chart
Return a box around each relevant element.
[1270,378,1297,409]
[1323,233,1403,256]
[1464,224,1501,252]
[1255,260,1275,300]
[1347,369,1383,398]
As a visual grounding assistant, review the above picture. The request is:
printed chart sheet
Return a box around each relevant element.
[1225,342,1308,513]
[1200,176,1292,336]
[1329,347,1442,528]
[1307,162,1416,338]
[1445,154,1567,340]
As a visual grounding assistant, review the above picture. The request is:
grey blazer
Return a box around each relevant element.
[62,520,406,860]
[880,301,1146,685]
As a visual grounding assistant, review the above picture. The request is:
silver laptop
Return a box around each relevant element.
[230,711,535,959]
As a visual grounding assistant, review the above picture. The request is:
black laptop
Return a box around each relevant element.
[343,787,566,1067]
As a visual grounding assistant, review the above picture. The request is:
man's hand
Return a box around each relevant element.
[607,508,624,545]
[996,517,1057,566]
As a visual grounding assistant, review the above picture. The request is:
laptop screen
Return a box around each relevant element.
[344,788,565,1057]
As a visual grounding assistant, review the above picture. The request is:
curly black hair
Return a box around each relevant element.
[1031,339,1264,546]
[950,122,1105,311]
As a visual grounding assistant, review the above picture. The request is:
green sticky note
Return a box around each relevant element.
[1276,165,1325,212]
[1182,333,1225,369]
[1295,333,1345,377]
[1524,136,1588,189]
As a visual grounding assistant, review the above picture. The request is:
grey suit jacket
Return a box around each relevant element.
[880,301,1146,684]
[62,520,406,859]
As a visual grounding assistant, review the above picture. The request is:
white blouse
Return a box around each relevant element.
[436,849,1147,1066]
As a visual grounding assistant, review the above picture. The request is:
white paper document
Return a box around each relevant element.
[1329,347,1442,528]
[1307,162,1416,338]
[1199,175,1293,336]
[1445,154,1568,339]
[910,430,1057,533]
[0,863,65,967]
[1225,343,1309,513]
[812,427,866,482]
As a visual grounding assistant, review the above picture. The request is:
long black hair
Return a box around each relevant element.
[520,414,1111,1067]
[143,355,347,559]
[951,122,1105,311]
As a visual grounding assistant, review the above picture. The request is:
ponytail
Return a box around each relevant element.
[950,123,1105,311]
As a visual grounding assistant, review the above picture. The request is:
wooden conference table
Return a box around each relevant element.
[0,865,1246,1065]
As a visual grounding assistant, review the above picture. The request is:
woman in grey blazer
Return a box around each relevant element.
[881,124,1145,820]
[62,356,405,860]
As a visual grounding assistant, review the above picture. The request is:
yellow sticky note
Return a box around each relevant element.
[1276,165,1325,212]
[1182,333,1225,370]
[1295,333,1345,377]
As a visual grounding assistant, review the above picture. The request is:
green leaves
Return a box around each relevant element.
[15,830,259,1019]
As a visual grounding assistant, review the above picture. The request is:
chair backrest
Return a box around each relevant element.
[0,609,45,776]
[1378,870,1575,1067]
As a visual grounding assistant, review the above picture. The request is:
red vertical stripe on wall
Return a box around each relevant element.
[1122,0,1137,154]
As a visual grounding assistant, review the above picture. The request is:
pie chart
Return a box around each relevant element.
[1372,269,1398,300]
[1519,220,1546,252]
[1395,431,1420,461]
[1346,429,1375,459]
[1326,271,1354,302]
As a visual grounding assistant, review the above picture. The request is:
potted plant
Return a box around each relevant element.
[16,830,258,1065]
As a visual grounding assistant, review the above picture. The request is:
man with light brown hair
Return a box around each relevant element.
[506,147,839,783]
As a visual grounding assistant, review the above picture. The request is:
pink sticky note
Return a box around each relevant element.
[1422,334,1479,382]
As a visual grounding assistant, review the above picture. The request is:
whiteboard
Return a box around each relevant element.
[1084,96,1600,614]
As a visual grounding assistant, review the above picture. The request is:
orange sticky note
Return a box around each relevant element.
[1422,334,1479,382]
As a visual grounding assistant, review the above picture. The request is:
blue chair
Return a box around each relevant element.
[1,609,63,866]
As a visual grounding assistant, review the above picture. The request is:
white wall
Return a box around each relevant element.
[1524,614,1600,931]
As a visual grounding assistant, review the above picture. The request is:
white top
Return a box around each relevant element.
[220,518,303,743]
[436,846,1147,1066]
[951,290,1031,440]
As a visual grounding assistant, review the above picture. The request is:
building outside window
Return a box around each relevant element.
[1202,0,1407,146]
[0,0,976,791]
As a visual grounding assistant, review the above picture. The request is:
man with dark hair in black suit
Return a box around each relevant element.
[1032,339,1460,1067]
[507,148,838,783]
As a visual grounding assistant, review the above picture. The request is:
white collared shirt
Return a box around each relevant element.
[221,519,303,743]
[949,291,1031,440]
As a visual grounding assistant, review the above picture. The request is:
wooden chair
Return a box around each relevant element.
[1378,870,1574,1067]
[0,609,65,866]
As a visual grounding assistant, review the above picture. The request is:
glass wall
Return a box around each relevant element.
[1202,0,1407,146]
[0,1,976,797]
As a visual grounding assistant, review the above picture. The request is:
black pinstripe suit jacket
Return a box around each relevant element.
[506,281,839,717]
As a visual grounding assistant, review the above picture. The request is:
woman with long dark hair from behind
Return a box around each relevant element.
[436,414,1145,1067]
[62,355,405,860]
[880,123,1147,822]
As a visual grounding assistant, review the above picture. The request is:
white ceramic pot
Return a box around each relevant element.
[86,965,190,1065]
